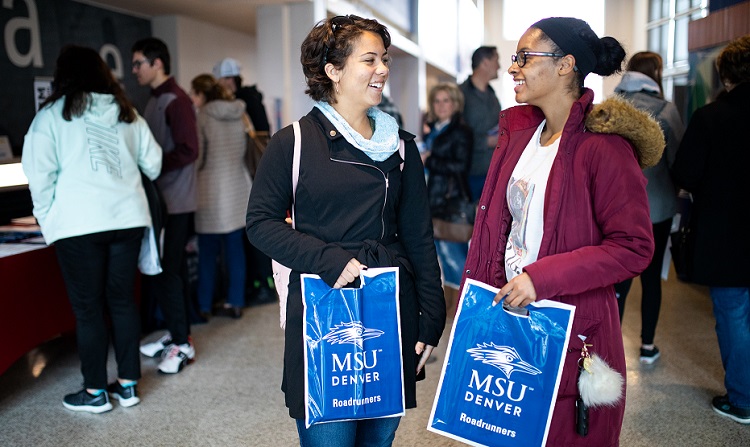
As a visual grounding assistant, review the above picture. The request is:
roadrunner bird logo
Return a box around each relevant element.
[322,322,384,349]
[467,343,542,379]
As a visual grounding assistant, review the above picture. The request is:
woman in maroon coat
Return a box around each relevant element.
[462,17,663,446]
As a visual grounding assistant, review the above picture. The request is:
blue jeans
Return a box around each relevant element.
[709,287,750,409]
[295,417,401,447]
[435,240,468,288]
[197,229,246,311]
[468,174,486,202]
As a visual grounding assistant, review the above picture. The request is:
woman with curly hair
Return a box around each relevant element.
[246,15,445,446]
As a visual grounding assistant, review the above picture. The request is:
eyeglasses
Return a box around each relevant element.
[132,58,151,69]
[322,15,358,66]
[510,51,565,68]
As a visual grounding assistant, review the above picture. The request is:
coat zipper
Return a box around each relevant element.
[329,157,388,240]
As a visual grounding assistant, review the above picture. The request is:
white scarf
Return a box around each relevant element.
[315,101,400,162]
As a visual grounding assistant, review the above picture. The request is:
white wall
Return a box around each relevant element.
[151,15,258,97]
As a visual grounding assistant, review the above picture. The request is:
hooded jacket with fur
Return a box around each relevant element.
[463,88,662,446]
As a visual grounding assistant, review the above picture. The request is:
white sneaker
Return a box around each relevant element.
[140,333,172,358]
[157,342,195,374]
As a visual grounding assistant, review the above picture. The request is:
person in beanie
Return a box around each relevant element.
[462,17,663,445]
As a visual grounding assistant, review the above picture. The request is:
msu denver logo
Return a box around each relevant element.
[322,322,384,349]
[467,343,542,379]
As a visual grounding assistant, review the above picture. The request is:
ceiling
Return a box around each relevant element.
[80,0,290,35]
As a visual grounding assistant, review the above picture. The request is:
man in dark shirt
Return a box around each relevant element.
[459,46,502,201]
[132,37,198,374]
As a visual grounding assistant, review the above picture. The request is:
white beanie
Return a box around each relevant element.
[213,58,241,78]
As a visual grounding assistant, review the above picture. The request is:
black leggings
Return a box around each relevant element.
[55,228,143,389]
[615,218,672,345]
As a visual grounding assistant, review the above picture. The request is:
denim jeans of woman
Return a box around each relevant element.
[197,229,246,311]
[709,287,750,409]
[296,417,401,447]
[55,227,143,389]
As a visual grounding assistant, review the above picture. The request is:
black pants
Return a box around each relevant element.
[141,212,192,345]
[616,218,672,345]
[55,228,143,389]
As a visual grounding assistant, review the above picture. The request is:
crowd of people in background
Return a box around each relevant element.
[19,11,750,443]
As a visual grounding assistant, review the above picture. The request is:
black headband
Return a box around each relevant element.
[533,17,597,77]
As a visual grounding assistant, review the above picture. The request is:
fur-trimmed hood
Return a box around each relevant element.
[585,95,665,168]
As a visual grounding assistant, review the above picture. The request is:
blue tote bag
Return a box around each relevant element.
[428,279,575,447]
[302,267,405,428]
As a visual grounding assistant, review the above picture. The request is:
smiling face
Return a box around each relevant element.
[327,31,390,113]
[508,28,570,107]
[432,89,456,122]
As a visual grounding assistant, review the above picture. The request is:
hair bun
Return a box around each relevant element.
[593,36,626,76]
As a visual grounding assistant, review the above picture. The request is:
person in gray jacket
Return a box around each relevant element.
[613,51,684,364]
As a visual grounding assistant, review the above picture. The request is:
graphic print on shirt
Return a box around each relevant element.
[85,118,121,178]
[505,177,534,276]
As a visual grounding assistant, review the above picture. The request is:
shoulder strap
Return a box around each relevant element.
[291,121,301,229]
[398,139,405,172]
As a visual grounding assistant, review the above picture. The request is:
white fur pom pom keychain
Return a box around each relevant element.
[577,335,624,408]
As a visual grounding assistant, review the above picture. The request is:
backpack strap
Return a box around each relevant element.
[398,139,405,172]
[291,121,301,229]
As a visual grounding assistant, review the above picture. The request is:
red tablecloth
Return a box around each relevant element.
[0,245,75,375]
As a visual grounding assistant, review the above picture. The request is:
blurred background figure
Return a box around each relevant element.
[376,93,403,128]
[613,51,685,365]
[213,57,277,306]
[132,37,198,375]
[190,74,252,320]
[672,34,750,425]
[459,46,501,201]
[22,45,162,413]
[422,82,473,316]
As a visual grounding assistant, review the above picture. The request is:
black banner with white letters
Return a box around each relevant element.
[1,0,151,155]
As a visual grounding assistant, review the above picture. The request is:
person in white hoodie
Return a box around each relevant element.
[22,45,162,414]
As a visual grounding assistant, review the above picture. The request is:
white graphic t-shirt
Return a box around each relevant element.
[505,121,560,280]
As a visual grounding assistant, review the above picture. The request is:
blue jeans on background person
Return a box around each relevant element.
[435,239,469,289]
[296,417,401,447]
[197,229,246,311]
[709,287,750,409]
[468,174,486,202]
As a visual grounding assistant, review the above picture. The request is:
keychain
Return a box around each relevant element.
[576,336,592,436]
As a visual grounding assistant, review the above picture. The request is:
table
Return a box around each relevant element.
[0,244,76,375]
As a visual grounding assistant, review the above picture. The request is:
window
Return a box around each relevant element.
[646,0,708,102]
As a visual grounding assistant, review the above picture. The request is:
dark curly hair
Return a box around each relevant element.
[300,15,391,103]
[41,45,136,123]
[716,34,750,86]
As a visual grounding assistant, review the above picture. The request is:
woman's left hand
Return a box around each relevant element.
[415,342,434,374]
[495,272,537,307]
